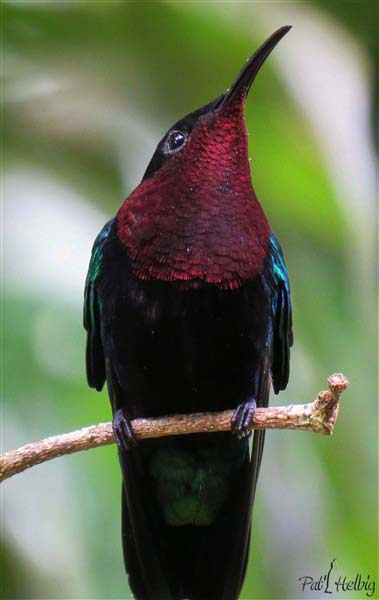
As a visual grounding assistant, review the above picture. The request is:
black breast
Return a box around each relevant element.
[99,235,272,419]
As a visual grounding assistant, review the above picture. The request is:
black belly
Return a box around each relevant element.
[100,264,271,419]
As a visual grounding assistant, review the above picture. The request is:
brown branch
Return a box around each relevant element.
[0,373,349,483]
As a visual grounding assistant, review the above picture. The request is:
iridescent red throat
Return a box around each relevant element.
[117,103,271,289]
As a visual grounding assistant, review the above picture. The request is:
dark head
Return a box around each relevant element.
[118,26,291,288]
[142,25,291,181]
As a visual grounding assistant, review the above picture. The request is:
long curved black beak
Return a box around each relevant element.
[218,25,291,109]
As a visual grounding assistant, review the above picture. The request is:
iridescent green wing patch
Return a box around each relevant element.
[83,219,114,391]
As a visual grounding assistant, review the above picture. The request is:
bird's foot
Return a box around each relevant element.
[231,398,257,439]
[113,408,137,451]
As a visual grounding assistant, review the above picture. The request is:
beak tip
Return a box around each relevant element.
[279,24,293,36]
[219,25,293,110]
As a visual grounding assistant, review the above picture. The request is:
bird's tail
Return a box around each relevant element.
[120,447,173,600]
[221,357,271,600]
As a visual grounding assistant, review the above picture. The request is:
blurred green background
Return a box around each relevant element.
[2,1,378,599]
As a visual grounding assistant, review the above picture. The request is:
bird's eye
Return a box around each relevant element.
[165,130,187,154]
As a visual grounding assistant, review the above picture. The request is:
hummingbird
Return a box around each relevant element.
[84,26,293,600]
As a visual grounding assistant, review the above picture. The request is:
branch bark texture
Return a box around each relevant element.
[0,373,349,483]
